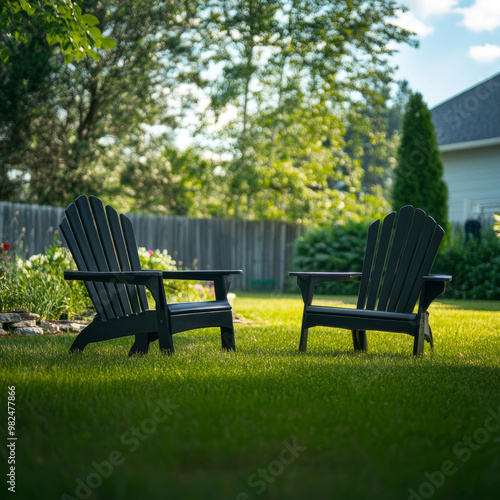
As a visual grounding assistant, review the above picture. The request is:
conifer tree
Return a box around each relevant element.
[393,92,449,229]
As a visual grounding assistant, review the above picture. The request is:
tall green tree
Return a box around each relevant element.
[392,92,449,228]
[0,0,199,209]
[341,80,413,202]
[193,0,416,222]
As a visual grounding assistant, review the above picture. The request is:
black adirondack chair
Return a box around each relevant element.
[59,195,242,355]
[289,206,452,355]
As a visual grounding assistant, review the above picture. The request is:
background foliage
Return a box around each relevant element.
[433,230,500,300]
[0,0,415,226]
[0,241,90,319]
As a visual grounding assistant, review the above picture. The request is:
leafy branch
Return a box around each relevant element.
[0,0,116,63]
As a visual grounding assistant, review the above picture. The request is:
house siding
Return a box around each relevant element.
[431,71,500,230]
[442,144,500,227]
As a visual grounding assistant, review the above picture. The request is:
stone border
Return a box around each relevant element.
[0,312,87,336]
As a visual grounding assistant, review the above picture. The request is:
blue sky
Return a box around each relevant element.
[391,0,500,108]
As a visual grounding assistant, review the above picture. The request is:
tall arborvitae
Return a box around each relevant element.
[392,92,449,230]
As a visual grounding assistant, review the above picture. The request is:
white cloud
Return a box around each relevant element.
[457,0,500,32]
[468,44,500,63]
[393,11,435,36]
[401,0,458,18]
[395,1,458,37]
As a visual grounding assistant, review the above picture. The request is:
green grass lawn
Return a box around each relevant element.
[1,293,500,500]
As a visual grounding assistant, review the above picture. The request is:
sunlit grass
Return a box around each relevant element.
[1,294,499,499]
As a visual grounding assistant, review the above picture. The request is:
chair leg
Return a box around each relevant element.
[352,330,368,351]
[221,326,236,351]
[424,318,434,349]
[157,319,174,354]
[299,324,309,352]
[413,312,428,356]
[69,322,101,352]
[128,333,153,356]
[69,328,90,353]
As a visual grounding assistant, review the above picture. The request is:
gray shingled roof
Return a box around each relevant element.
[431,71,500,146]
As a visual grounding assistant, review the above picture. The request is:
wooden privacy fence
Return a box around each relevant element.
[0,201,305,291]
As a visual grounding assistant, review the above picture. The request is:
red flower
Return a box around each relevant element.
[1,242,10,251]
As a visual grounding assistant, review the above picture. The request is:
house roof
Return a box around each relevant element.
[431,71,500,147]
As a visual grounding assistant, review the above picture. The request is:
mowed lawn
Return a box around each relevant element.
[1,293,499,500]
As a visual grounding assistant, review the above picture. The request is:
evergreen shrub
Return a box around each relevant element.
[392,92,449,232]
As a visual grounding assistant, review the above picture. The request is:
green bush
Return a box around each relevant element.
[0,243,91,320]
[289,221,369,295]
[0,242,210,321]
[433,230,500,300]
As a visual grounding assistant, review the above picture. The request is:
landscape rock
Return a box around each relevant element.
[1,311,88,335]
[14,326,44,336]
[19,312,41,321]
[56,320,87,333]
[12,320,37,328]
[57,322,86,333]
[40,321,61,333]
[0,313,22,324]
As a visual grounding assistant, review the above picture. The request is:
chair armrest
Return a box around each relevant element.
[289,272,362,306]
[289,271,362,283]
[419,275,452,312]
[64,270,169,306]
[423,274,452,282]
[65,269,243,305]
[161,270,243,280]
[64,270,162,285]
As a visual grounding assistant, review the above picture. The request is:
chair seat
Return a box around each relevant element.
[306,305,415,322]
[304,305,418,336]
[168,300,231,315]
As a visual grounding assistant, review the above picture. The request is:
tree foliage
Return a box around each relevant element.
[0,21,54,200]
[1,0,200,209]
[0,0,116,63]
[392,92,449,229]
[1,0,417,226]
[190,0,415,222]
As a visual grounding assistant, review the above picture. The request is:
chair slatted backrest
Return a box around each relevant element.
[356,206,444,314]
[59,195,149,321]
